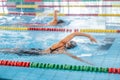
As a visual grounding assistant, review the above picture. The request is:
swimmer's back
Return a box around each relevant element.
[0,48,49,55]
[19,48,44,55]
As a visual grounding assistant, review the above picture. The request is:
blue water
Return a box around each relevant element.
[0,16,120,80]
[0,15,71,27]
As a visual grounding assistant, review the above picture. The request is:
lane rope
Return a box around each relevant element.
[0,60,119,74]
[1,5,120,8]
[1,12,120,16]
[0,26,120,33]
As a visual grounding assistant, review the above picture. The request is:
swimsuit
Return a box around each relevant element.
[49,48,59,53]
[49,45,66,53]
[18,48,44,55]
[0,48,44,55]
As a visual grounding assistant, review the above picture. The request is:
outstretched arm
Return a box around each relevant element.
[63,52,93,65]
[53,10,59,21]
[47,10,59,26]
[0,48,19,53]
[59,32,97,44]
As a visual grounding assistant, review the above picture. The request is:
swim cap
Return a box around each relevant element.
[66,41,77,49]
[57,20,64,24]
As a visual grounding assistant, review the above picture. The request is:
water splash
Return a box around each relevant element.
[31,10,53,23]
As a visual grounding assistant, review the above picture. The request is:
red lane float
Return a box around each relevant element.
[118,68,120,74]
[117,30,120,33]
[108,68,118,74]
[0,60,30,67]
[28,28,72,32]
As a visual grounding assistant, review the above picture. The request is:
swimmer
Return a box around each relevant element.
[47,10,64,26]
[18,10,64,26]
[0,32,97,65]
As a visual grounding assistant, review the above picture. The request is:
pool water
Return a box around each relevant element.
[0,16,120,80]
[0,15,71,27]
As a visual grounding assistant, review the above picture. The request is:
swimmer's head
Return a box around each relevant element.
[57,20,64,24]
[66,41,77,49]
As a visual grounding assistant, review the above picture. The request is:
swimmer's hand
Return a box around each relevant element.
[55,10,59,13]
[89,36,97,43]
[63,52,94,65]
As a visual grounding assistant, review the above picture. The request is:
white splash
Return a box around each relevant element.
[77,53,92,57]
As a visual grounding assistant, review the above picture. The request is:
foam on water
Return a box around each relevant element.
[31,10,53,23]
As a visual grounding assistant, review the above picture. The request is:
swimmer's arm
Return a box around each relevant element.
[59,32,97,44]
[0,48,19,53]
[73,32,97,43]
[53,10,59,21]
[47,10,59,26]
[63,52,93,65]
